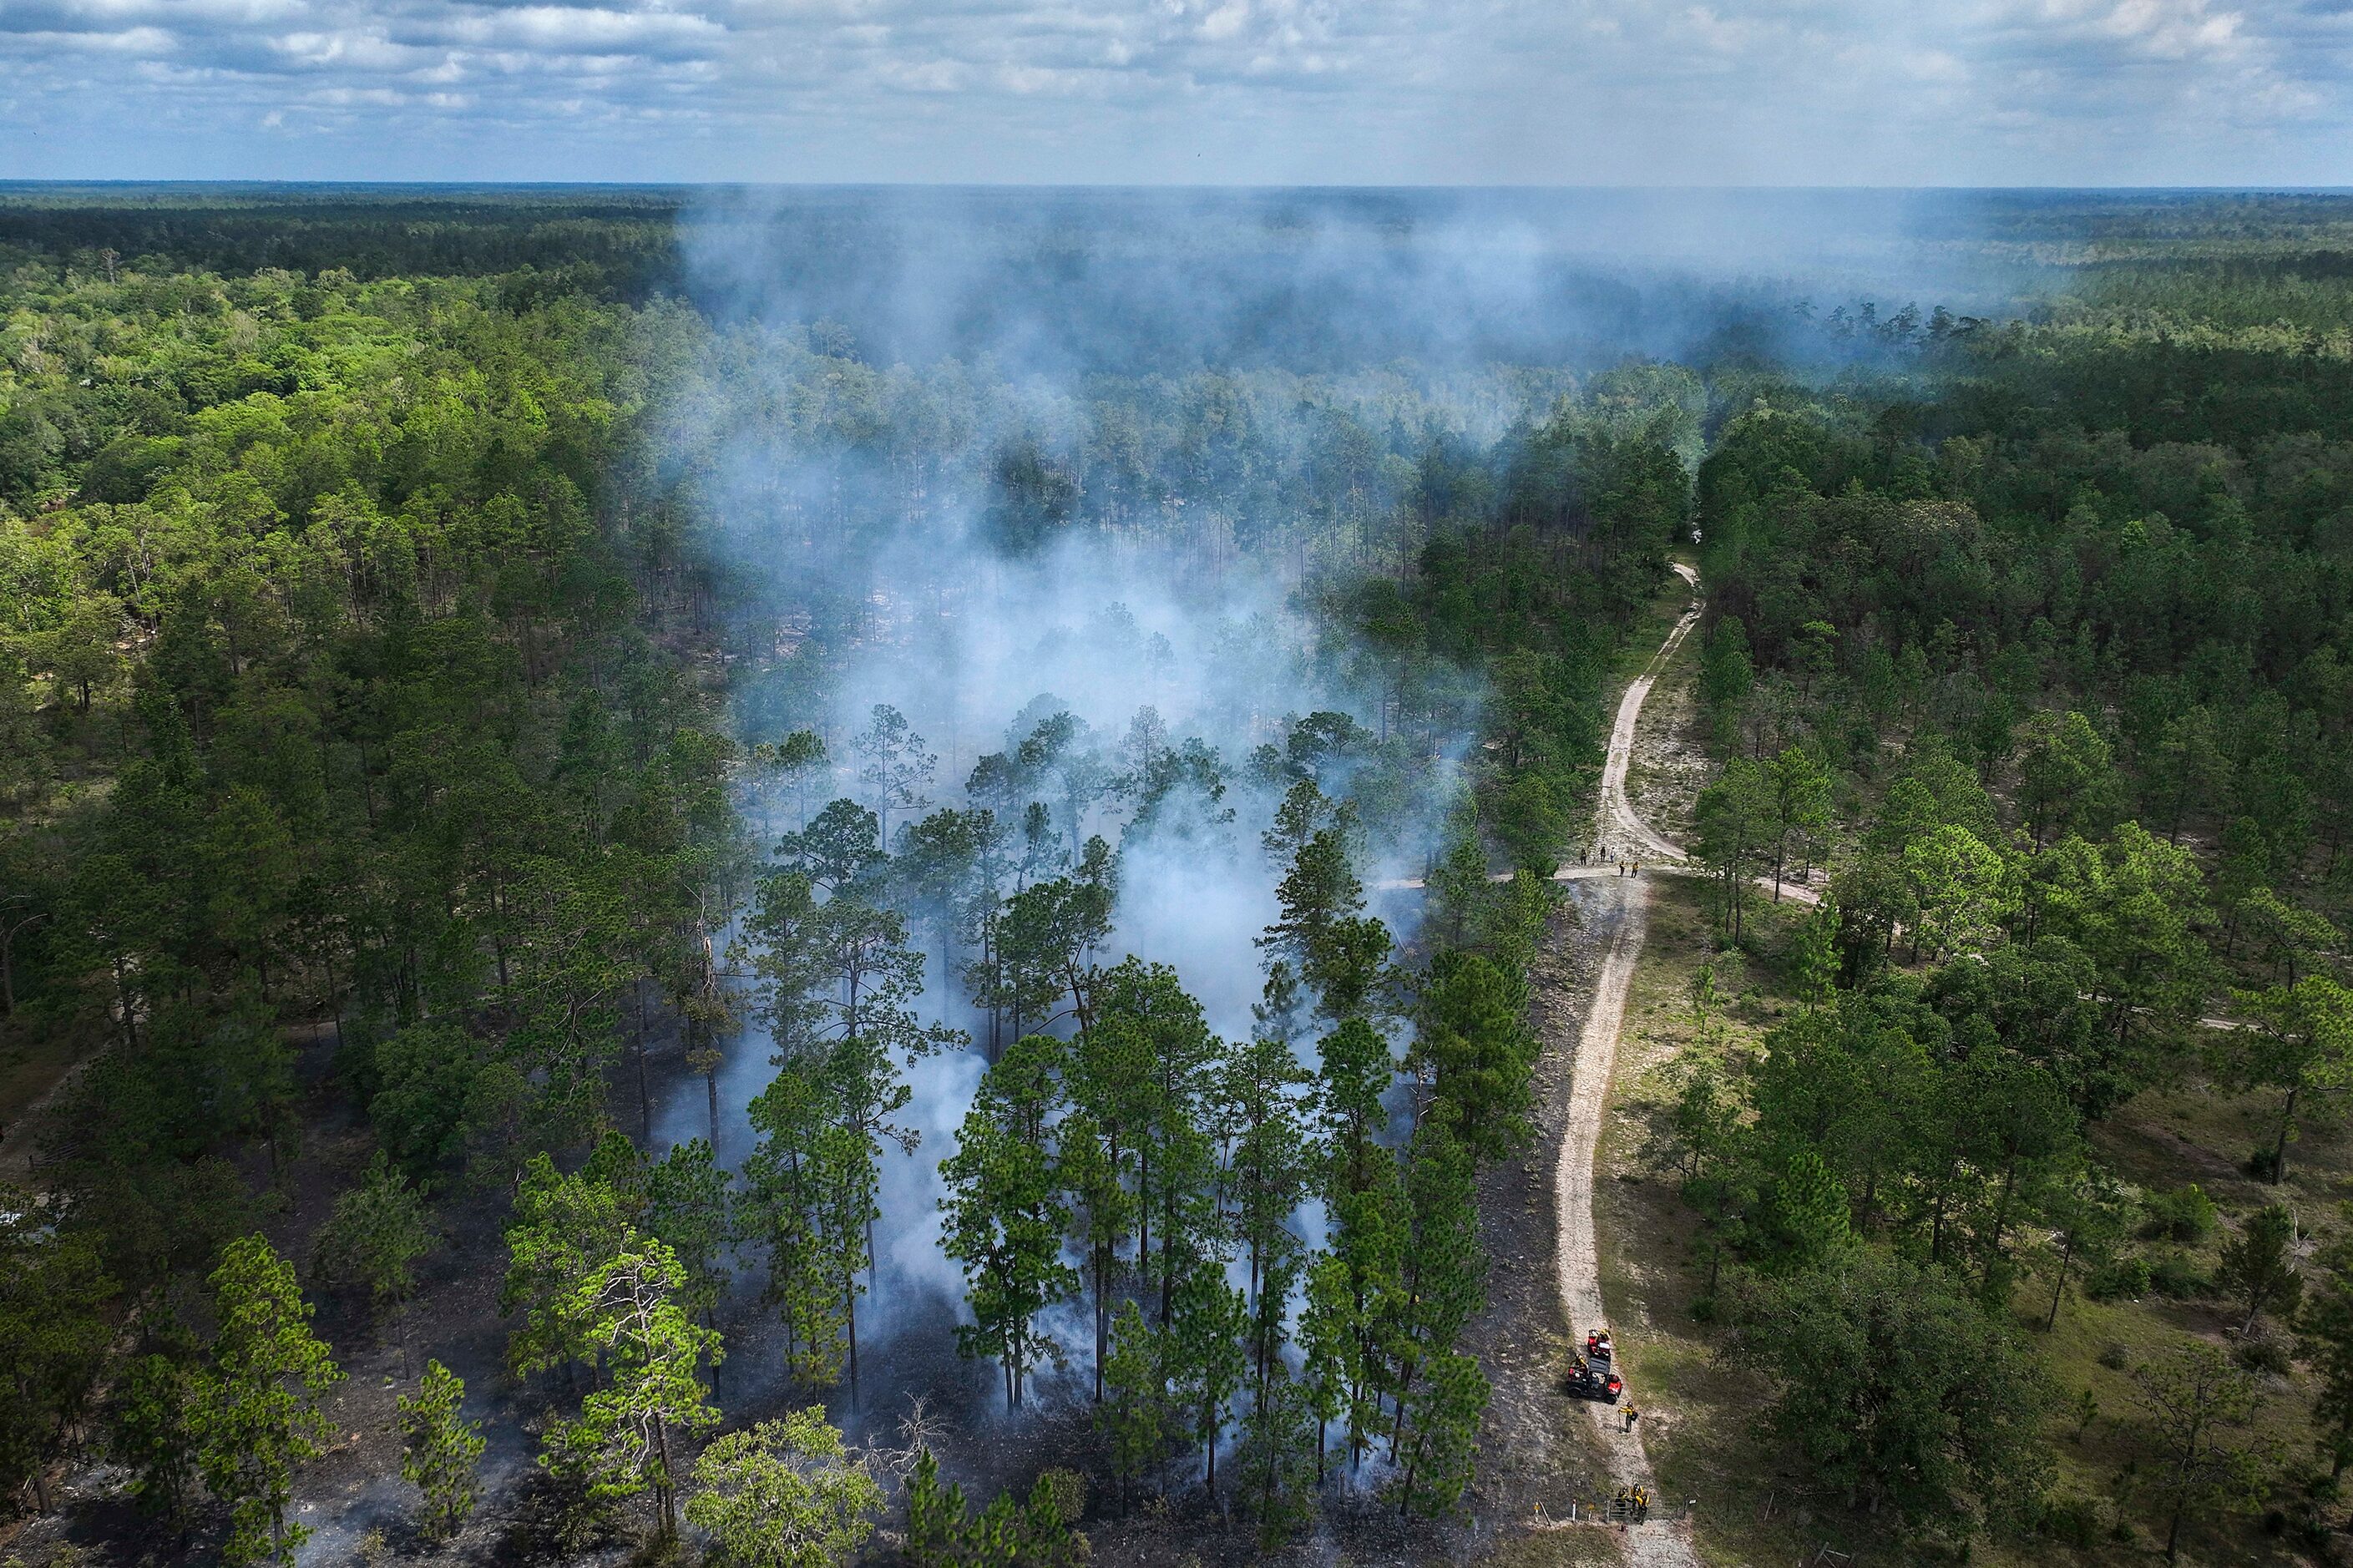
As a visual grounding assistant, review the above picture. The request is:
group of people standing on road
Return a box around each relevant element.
[1577,845,1645,877]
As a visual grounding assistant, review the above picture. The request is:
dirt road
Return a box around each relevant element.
[1550,568,1703,1567]
[1597,564,1703,867]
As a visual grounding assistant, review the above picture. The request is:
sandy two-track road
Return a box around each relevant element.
[1547,565,1704,1567]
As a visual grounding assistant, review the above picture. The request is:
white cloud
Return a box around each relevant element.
[0,23,176,53]
[0,0,2345,180]
[436,5,727,52]
[266,28,414,68]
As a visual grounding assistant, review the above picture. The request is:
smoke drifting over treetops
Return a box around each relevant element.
[641,186,2016,1395]
[676,185,2039,377]
[650,406,1471,1344]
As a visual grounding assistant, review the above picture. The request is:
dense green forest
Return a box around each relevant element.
[0,190,1684,1566]
[3,188,2353,1568]
[1650,235,2353,1559]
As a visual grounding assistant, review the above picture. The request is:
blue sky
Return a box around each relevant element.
[3,0,2350,185]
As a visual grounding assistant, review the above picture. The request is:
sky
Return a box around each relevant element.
[3,0,2350,185]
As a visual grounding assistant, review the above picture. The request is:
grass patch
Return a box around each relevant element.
[1598,876,1844,1567]
[1472,1529,1625,1567]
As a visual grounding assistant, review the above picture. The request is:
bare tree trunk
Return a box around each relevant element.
[2045,1228,2075,1332]
[846,1279,859,1411]
[635,979,653,1142]
[705,1065,721,1151]
[655,1415,676,1538]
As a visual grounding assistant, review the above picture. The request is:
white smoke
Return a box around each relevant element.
[643,185,1996,1419]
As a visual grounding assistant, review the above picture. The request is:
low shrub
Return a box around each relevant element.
[2143,1184,2218,1243]
[2149,1253,2209,1300]
[2037,1495,2103,1550]
[2235,1336,2292,1376]
[2086,1255,2151,1301]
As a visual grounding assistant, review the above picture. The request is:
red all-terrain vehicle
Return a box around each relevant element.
[1562,1357,1623,1404]
[1565,1327,1622,1404]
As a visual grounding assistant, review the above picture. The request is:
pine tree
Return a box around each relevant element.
[1261,802,1391,1021]
[1010,1469,1090,1566]
[644,1137,731,1341]
[810,1121,880,1406]
[1391,1348,1487,1519]
[538,1237,723,1540]
[853,703,935,842]
[1412,949,1537,1161]
[312,1151,435,1370]
[742,867,830,1062]
[967,1474,1089,1567]
[2300,1241,2353,1477]
[1424,802,1494,949]
[775,730,828,831]
[995,859,1117,1034]
[1090,959,1223,1325]
[780,799,886,896]
[1223,1031,1318,1328]
[504,857,637,1144]
[1699,615,1754,737]
[1475,866,1559,977]
[686,1407,884,1568]
[0,1217,112,1515]
[808,892,955,1328]
[1166,1260,1247,1496]
[943,1035,1077,1409]
[1253,957,1308,1048]
[1693,756,1772,939]
[1328,1150,1404,1472]
[397,1359,485,1541]
[2216,1204,2304,1336]
[2229,975,2353,1187]
[1382,1119,1485,1471]
[1098,1300,1176,1503]
[1757,1148,1853,1275]
[741,1063,849,1384]
[1791,892,1841,1009]
[907,1452,1086,1568]
[1234,1347,1320,1548]
[1318,1015,1394,1200]
[1221,1034,1311,1393]
[1056,1105,1135,1400]
[109,1352,198,1535]
[194,1235,345,1566]
[501,1151,633,1380]
[1298,1251,1362,1484]
[1065,966,1157,1357]
[893,807,988,982]
[906,1449,969,1567]
[1766,744,1834,899]
[2133,1343,2265,1562]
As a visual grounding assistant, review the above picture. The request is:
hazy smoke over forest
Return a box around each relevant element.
[677,186,2036,375]
[640,186,2015,1402]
